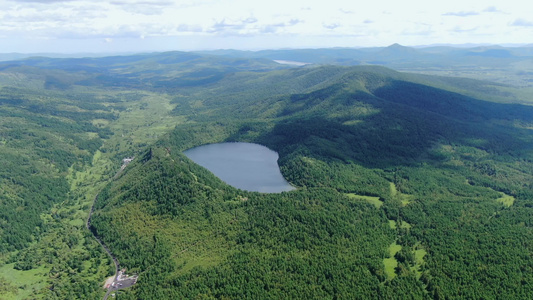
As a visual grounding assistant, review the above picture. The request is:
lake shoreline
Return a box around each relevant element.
[184,142,295,193]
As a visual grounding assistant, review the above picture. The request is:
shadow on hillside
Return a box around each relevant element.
[372,80,533,123]
[254,81,533,169]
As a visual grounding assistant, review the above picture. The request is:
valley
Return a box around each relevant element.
[0,46,532,299]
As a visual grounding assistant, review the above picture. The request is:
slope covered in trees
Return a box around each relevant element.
[0,50,532,299]
[89,63,533,299]
[0,87,121,298]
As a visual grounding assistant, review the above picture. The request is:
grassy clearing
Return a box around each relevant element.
[388,220,412,230]
[108,93,183,146]
[389,182,414,206]
[68,218,85,227]
[496,192,515,207]
[414,248,427,265]
[388,220,397,229]
[174,250,226,275]
[0,263,50,300]
[383,242,402,280]
[411,247,427,279]
[91,118,110,127]
[399,221,412,229]
[68,147,117,195]
[388,242,402,257]
[345,193,383,208]
[383,257,397,278]
[400,195,414,206]
[389,182,398,197]
[342,119,363,126]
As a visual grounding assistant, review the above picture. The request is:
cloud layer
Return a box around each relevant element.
[0,0,531,52]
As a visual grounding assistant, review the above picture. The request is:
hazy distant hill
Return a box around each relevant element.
[5,44,533,85]
[0,51,290,93]
[197,44,531,63]
[197,44,533,85]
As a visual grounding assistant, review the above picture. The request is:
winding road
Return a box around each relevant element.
[86,194,120,300]
[86,159,133,300]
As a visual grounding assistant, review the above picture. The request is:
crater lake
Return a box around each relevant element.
[183,142,295,193]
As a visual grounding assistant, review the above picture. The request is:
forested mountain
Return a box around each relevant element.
[0,49,532,299]
[0,51,288,92]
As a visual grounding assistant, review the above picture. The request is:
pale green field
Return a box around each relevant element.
[107,93,186,152]
[496,192,515,207]
[345,193,383,208]
[389,182,414,206]
[414,248,427,265]
[388,220,396,229]
[0,263,50,300]
[411,247,427,279]
[388,220,412,230]
[383,242,402,280]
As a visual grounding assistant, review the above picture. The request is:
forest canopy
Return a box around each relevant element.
[0,49,532,299]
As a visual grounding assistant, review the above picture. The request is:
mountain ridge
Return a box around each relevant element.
[88,59,533,298]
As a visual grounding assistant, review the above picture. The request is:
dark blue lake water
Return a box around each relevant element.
[183,142,295,193]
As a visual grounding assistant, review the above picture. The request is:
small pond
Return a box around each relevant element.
[183,142,295,193]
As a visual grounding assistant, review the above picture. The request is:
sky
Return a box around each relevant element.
[0,0,532,53]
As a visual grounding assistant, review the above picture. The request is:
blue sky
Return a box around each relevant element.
[1,0,532,53]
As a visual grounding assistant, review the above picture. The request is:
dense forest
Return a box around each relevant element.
[0,86,123,299]
[93,62,532,298]
[0,49,532,299]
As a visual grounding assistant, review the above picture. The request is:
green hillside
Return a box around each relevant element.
[0,87,119,298]
[0,51,532,299]
[92,64,532,298]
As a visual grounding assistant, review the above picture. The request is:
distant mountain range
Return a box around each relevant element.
[4,43,533,69]
[195,43,533,66]
[2,44,533,89]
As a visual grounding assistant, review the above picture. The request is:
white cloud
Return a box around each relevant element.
[451,26,479,33]
[0,0,531,52]
[442,11,480,17]
[323,23,340,30]
[176,24,203,33]
[339,9,354,14]
[483,6,500,13]
[109,0,175,15]
[7,0,76,3]
[511,19,533,27]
